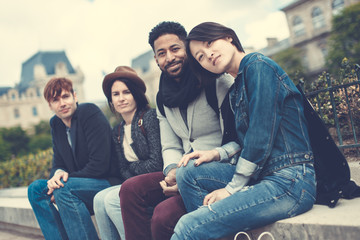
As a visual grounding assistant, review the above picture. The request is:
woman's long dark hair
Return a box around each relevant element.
[186,22,244,85]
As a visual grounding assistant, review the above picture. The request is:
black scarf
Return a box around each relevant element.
[158,64,201,109]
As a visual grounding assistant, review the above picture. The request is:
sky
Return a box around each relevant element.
[0,0,294,102]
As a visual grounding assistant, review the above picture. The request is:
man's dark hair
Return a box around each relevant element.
[44,77,74,103]
[148,21,187,51]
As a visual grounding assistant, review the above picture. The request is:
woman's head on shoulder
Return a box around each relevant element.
[186,22,245,79]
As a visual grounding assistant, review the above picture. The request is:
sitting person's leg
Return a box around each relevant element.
[53,177,111,240]
[151,194,186,240]
[120,172,166,240]
[172,164,316,240]
[94,185,122,240]
[28,179,67,240]
[176,160,235,212]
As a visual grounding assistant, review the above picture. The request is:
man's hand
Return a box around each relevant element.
[178,149,220,167]
[164,168,176,186]
[159,168,178,196]
[47,171,69,195]
[159,181,179,197]
[203,188,230,205]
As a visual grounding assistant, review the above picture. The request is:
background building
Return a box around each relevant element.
[132,0,359,103]
[281,0,360,77]
[0,51,85,129]
[131,50,161,107]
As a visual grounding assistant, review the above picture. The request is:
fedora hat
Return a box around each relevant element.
[102,66,146,99]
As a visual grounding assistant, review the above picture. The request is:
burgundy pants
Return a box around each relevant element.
[120,171,186,240]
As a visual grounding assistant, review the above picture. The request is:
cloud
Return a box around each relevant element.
[244,11,290,49]
[0,0,293,102]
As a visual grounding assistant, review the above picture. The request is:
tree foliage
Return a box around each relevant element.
[0,121,53,162]
[34,120,51,135]
[326,2,360,76]
[0,127,30,158]
[0,135,11,162]
[271,47,306,85]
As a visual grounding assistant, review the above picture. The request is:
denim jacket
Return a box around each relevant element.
[218,52,314,194]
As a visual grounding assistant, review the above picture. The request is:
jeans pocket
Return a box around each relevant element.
[272,166,300,182]
[288,184,316,217]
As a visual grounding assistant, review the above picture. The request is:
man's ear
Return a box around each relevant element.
[154,55,159,66]
[73,91,78,103]
[226,37,233,42]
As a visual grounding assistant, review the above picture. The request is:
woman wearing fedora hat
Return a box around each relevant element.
[93,66,163,240]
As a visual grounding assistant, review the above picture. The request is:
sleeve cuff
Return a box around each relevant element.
[163,163,177,176]
[54,169,66,175]
[215,147,228,161]
[235,157,258,176]
[225,173,250,194]
[215,141,242,162]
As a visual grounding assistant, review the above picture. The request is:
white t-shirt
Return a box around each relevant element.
[123,124,139,162]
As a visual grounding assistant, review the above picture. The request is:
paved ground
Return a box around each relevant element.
[0,229,44,240]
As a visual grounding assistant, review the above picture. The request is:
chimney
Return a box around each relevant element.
[266,37,278,47]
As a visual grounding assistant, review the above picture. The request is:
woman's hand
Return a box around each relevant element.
[177,149,220,167]
[203,188,230,205]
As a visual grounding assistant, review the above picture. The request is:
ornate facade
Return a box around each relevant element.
[281,0,360,77]
[0,51,85,129]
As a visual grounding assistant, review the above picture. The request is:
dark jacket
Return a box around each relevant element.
[50,103,121,185]
[112,108,163,181]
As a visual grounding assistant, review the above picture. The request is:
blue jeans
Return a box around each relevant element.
[28,177,111,240]
[93,185,124,240]
[173,161,316,240]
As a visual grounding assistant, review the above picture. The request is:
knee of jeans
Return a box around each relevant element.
[28,179,46,201]
[93,191,105,214]
[172,215,189,237]
[104,190,120,211]
[52,181,72,199]
[176,162,196,187]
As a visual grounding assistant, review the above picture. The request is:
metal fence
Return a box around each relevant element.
[300,64,360,156]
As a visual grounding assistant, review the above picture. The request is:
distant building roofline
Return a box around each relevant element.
[281,0,307,12]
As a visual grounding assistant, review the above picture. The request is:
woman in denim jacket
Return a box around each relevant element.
[171,22,316,240]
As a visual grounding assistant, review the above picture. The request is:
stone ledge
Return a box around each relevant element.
[1,198,360,239]
[245,198,360,240]
[0,162,358,239]
[0,221,43,239]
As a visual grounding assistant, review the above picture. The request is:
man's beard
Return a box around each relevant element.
[163,59,188,79]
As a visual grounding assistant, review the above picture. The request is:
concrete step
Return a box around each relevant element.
[236,198,360,240]
[0,162,359,239]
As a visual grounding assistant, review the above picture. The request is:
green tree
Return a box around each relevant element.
[271,47,306,85]
[34,120,51,135]
[0,135,11,162]
[101,104,120,128]
[29,134,52,153]
[326,3,360,76]
[0,127,29,157]
[29,120,52,153]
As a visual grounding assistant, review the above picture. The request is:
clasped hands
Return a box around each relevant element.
[160,149,230,205]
